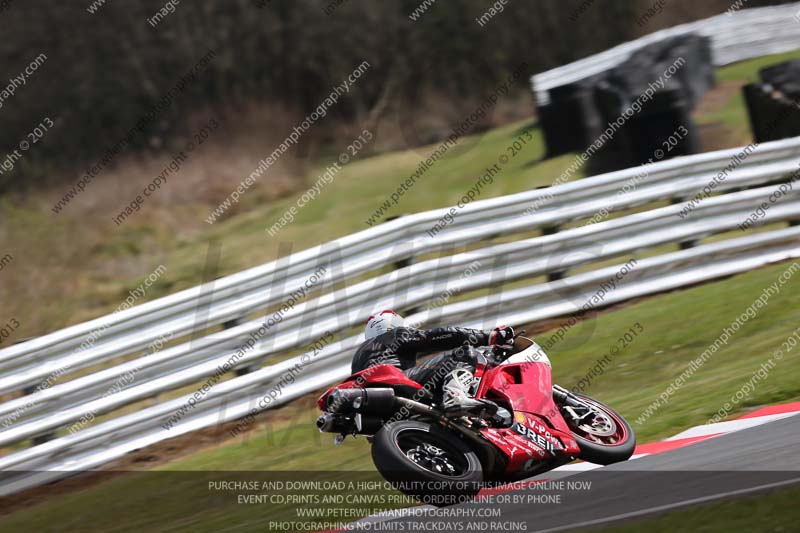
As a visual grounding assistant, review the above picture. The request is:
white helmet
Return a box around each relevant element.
[365,309,404,340]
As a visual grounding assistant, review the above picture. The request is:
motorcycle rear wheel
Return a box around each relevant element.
[371,420,483,506]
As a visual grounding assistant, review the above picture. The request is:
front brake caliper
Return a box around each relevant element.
[563,405,594,423]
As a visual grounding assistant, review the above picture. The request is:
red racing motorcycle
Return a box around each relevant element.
[317,334,635,504]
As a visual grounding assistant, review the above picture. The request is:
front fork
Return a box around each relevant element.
[552,384,595,423]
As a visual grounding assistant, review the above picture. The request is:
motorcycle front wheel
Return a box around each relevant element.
[562,393,636,465]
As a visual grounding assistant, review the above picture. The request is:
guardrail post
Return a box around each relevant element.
[225,318,260,376]
[670,198,698,249]
[24,379,57,444]
[31,435,55,445]
[387,215,420,315]
[13,337,57,445]
[542,225,567,281]
[394,256,420,314]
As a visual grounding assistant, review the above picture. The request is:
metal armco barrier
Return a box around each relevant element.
[532,3,800,106]
[1,135,799,496]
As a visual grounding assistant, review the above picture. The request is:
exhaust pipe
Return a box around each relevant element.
[316,413,338,432]
[326,387,396,415]
[320,389,445,434]
[317,413,357,433]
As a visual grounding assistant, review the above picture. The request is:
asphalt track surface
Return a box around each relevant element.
[373,413,800,532]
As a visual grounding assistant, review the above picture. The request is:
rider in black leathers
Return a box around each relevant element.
[352,310,513,415]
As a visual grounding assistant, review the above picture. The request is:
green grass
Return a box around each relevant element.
[207,118,578,274]
[595,485,800,533]
[715,50,800,84]
[2,260,798,532]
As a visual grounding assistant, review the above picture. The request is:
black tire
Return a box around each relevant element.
[371,420,483,506]
[566,393,636,465]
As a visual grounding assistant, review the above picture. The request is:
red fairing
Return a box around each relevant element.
[479,414,581,474]
[478,361,570,434]
[475,361,581,470]
[317,364,422,410]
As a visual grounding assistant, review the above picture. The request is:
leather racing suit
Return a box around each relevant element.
[351,326,493,399]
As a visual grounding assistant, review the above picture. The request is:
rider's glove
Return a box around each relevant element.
[489,325,514,346]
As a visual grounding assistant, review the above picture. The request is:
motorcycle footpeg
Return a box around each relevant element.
[444,399,499,419]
